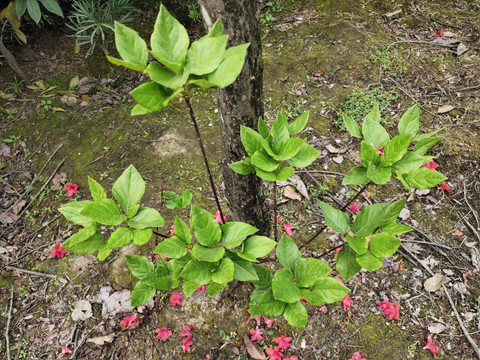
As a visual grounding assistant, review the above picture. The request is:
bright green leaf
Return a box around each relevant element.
[404,168,446,189]
[191,206,221,247]
[173,216,192,244]
[220,222,258,249]
[181,259,211,285]
[310,277,351,303]
[130,281,156,306]
[288,111,309,135]
[211,258,234,284]
[367,164,391,185]
[346,234,368,255]
[192,244,225,262]
[108,227,133,248]
[251,150,279,172]
[112,165,145,213]
[360,141,380,168]
[59,200,95,227]
[343,113,362,138]
[294,258,331,288]
[207,43,249,88]
[276,167,295,181]
[126,255,154,280]
[80,198,126,225]
[287,143,320,168]
[351,203,389,237]
[229,160,254,175]
[413,137,442,156]
[356,251,383,271]
[369,233,400,258]
[362,115,389,149]
[276,234,301,271]
[154,237,187,259]
[257,290,286,317]
[130,82,171,113]
[336,244,362,281]
[342,166,369,185]
[186,35,228,75]
[398,105,419,138]
[272,268,302,303]
[273,138,304,161]
[241,236,276,259]
[317,201,350,234]
[146,62,188,89]
[251,264,272,289]
[114,22,148,70]
[381,134,411,167]
[283,302,308,328]
[127,207,164,229]
[132,228,153,246]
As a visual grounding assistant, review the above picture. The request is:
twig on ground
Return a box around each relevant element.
[5,286,13,360]
[463,182,480,231]
[387,76,437,117]
[5,265,67,283]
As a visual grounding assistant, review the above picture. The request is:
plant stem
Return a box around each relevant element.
[184,97,225,221]
[301,181,372,250]
[273,181,278,242]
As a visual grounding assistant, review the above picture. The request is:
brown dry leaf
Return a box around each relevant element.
[87,333,115,346]
[325,144,348,154]
[402,243,423,254]
[453,282,470,297]
[284,186,301,201]
[424,274,445,292]
[437,105,454,114]
[295,179,309,200]
[244,335,267,360]
[52,172,67,191]
[12,200,26,214]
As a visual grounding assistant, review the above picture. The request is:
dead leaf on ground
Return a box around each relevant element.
[244,335,267,360]
[453,282,470,298]
[71,300,92,321]
[402,243,423,254]
[12,200,26,214]
[325,144,348,154]
[52,172,67,190]
[284,185,301,201]
[438,105,454,114]
[333,155,343,164]
[424,274,445,292]
[428,323,448,334]
[87,333,115,346]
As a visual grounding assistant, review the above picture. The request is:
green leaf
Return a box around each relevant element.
[81,199,126,226]
[173,216,192,244]
[273,138,304,161]
[59,200,95,227]
[207,19,223,37]
[241,236,276,259]
[336,244,362,281]
[272,268,302,303]
[38,0,63,17]
[294,258,331,288]
[404,168,446,189]
[360,141,380,168]
[317,201,350,234]
[207,43,250,88]
[283,302,308,328]
[97,244,113,261]
[351,203,389,237]
[310,277,351,303]
[276,234,301,271]
[365,104,381,123]
[276,167,295,181]
[343,166,369,185]
[398,105,419,138]
[211,258,234,284]
[127,207,164,229]
[287,143,320,168]
[112,165,145,213]
[150,4,189,74]
[191,206,221,247]
[251,264,272,289]
[289,112,309,135]
[381,134,411,167]
[369,233,400,258]
[16,0,27,18]
[207,282,223,296]
[142,266,171,290]
[126,255,154,280]
[186,35,228,75]
[62,226,105,255]
[413,137,442,156]
[270,110,289,146]
[382,199,406,226]
[114,22,148,70]
[181,259,211,285]
[346,234,368,255]
[249,289,267,318]
[130,281,156,307]
[230,256,259,281]
[229,160,254,175]
[27,0,41,24]
[154,237,187,259]
[257,290,286,317]
[220,222,258,249]
[191,244,225,262]
[255,167,277,182]
[362,116,389,149]
[240,126,264,156]
[130,104,155,116]
[146,62,188,89]
[381,223,412,235]
[164,190,193,209]
[391,151,426,175]
[108,227,133,248]
[130,82,171,113]
[251,150,279,172]
[258,117,269,138]
[411,128,444,142]
[367,164,391,185]
[132,228,153,246]
[183,280,200,297]
[107,56,147,73]
[127,204,140,218]
[356,252,383,271]
[342,113,363,138]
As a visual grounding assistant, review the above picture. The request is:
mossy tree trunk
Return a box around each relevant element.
[197,0,271,235]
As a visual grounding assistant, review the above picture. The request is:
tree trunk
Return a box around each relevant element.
[197,0,271,235]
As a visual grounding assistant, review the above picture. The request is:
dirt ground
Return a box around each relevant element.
[1,0,480,359]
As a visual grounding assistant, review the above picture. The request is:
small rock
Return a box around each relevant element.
[399,208,410,220]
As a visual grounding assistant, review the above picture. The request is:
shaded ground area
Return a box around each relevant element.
[1,0,480,359]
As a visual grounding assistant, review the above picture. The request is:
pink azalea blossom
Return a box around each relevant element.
[423,334,439,358]
[348,351,366,360]
[64,182,78,197]
[266,346,284,360]
[182,335,193,353]
[342,295,353,311]
[51,242,68,259]
[320,305,328,314]
[277,216,283,223]
[378,300,400,320]
[196,285,206,292]
[421,160,439,170]
[170,225,176,236]
[155,327,172,341]
[273,334,292,351]
[120,314,141,329]
[213,210,226,224]
[170,291,183,306]
[348,202,360,214]
[264,316,274,328]
[334,247,342,259]
[283,223,295,236]
[438,181,451,195]
[61,345,72,357]
[284,357,298,360]
[250,327,263,341]
[434,29,444,38]
[374,145,384,155]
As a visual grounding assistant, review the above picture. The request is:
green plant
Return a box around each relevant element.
[5,76,25,93]
[365,48,407,78]
[67,0,136,57]
[14,0,63,25]
[40,99,52,110]
[260,1,282,27]
[3,134,21,148]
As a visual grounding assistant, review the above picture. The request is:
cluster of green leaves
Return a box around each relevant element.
[15,0,63,24]
[249,235,350,327]
[59,165,164,261]
[164,189,192,209]
[318,199,411,281]
[342,105,446,189]
[230,110,320,181]
[106,4,250,115]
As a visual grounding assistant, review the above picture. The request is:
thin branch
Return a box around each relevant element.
[273,181,278,242]
[463,182,480,230]
[153,230,170,239]
[5,265,67,283]
[5,286,13,360]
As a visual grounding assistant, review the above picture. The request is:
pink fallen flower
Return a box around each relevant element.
[348,351,366,360]
[264,316,274,328]
[196,285,206,292]
[423,334,439,358]
[182,335,193,353]
[276,216,283,223]
[342,295,353,311]
[348,202,360,214]
[51,242,68,259]
[378,300,400,320]
[170,224,176,236]
[283,223,295,236]
[320,305,328,314]
[120,314,141,329]
[213,210,226,224]
[266,346,284,360]
[434,28,444,38]
[273,334,292,351]
[421,160,439,170]
[170,291,183,306]
[61,345,72,357]
[438,181,451,195]
[250,327,263,341]
[284,357,298,360]
[155,327,172,341]
[64,182,78,197]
